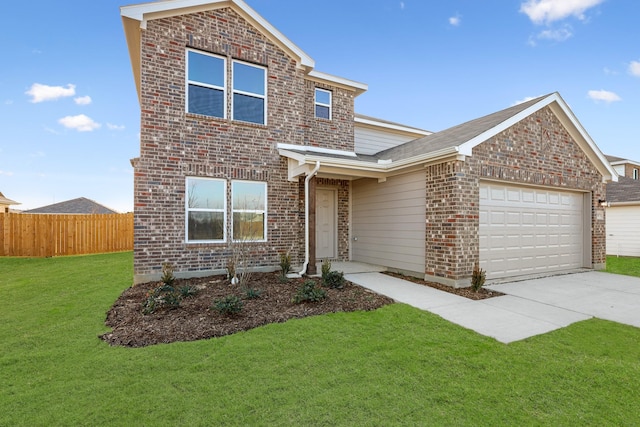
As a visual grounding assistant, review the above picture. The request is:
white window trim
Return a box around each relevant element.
[315,88,332,120]
[185,48,227,119]
[185,177,227,244]
[634,168,638,180]
[231,60,267,125]
[231,180,268,243]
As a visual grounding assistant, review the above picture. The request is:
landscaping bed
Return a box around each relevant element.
[101,272,394,347]
[383,271,504,300]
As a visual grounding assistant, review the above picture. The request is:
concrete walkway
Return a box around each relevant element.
[344,270,640,344]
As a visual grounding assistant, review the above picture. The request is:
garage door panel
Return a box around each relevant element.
[480,183,585,279]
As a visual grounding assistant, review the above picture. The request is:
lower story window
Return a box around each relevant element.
[186,177,226,242]
[232,180,267,241]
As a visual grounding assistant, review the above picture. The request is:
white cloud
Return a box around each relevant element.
[0,170,14,176]
[26,83,76,103]
[587,90,621,103]
[74,95,92,105]
[399,2,405,10]
[520,0,604,25]
[107,123,125,131]
[537,26,573,42]
[629,61,640,77]
[512,95,543,106]
[603,67,618,76]
[449,15,461,26]
[58,114,101,132]
[4,99,13,105]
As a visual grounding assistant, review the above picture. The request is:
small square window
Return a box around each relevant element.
[315,88,331,120]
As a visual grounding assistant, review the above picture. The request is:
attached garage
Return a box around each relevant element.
[479,182,590,279]
[352,171,426,275]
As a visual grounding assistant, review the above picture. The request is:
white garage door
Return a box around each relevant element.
[606,205,640,257]
[480,182,585,279]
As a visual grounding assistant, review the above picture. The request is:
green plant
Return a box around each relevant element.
[212,295,243,315]
[292,280,327,303]
[142,284,181,315]
[470,263,486,292]
[161,262,175,286]
[243,287,262,300]
[179,285,199,298]
[321,259,331,280]
[322,270,345,289]
[279,252,291,278]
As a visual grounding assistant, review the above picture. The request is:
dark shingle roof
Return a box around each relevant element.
[25,197,118,214]
[605,155,625,163]
[607,177,640,203]
[375,95,548,161]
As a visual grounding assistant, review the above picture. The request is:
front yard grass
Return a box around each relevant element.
[2,252,640,425]
[606,255,640,277]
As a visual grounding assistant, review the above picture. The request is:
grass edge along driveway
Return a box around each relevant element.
[1,253,640,426]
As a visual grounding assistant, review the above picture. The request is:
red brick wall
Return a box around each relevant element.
[425,106,606,284]
[133,7,354,282]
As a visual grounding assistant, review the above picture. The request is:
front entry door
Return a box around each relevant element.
[316,189,336,260]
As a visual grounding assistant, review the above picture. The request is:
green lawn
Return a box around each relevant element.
[2,253,640,426]
[606,255,640,278]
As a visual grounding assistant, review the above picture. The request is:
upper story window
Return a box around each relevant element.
[634,168,638,180]
[232,61,266,125]
[232,180,267,242]
[315,88,332,119]
[186,177,226,243]
[186,49,226,118]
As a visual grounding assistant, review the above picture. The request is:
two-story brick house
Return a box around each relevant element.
[122,0,616,287]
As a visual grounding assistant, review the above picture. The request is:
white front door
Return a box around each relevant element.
[316,189,336,260]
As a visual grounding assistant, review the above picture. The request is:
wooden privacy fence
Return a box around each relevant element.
[0,212,134,257]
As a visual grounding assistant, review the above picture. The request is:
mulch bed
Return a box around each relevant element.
[382,271,504,300]
[100,272,394,348]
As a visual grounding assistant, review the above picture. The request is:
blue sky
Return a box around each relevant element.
[1,0,638,212]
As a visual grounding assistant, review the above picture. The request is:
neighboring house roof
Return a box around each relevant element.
[607,177,640,205]
[25,197,118,214]
[121,0,367,102]
[0,192,20,206]
[280,92,617,183]
[354,113,432,136]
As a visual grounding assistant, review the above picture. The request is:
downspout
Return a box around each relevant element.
[298,161,320,276]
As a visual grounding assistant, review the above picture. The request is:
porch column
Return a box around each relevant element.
[307,176,317,275]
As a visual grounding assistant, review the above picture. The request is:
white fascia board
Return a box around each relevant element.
[609,159,640,167]
[306,70,368,96]
[277,143,357,158]
[354,116,431,136]
[609,201,640,207]
[121,0,314,68]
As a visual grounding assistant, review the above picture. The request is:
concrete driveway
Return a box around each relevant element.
[345,270,640,344]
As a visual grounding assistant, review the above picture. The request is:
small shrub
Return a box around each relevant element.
[471,263,486,292]
[161,262,175,286]
[226,259,236,284]
[142,284,181,315]
[179,285,199,298]
[243,287,262,300]
[292,280,327,303]
[213,295,243,315]
[322,270,345,289]
[321,259,331,280]
[279,252,291,278]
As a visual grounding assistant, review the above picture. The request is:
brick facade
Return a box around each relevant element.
[425,107,606,285]
[133,7,354,282]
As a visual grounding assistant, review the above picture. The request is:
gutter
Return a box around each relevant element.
[294,161,320,277]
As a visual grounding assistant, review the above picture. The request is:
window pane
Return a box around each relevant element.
[188,51,224,87]
[188,85,224,117]
[233,62,265,95]
[233,181,265,210]
[188,179,224,209]
[315,105,330,119]
[188,211,224,241]
[315,89,330,105]
[233,212,265,241]
[233,93,264,124]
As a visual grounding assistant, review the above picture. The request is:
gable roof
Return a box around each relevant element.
[25,197,118,214]
[605,155,640,167]
[121,0,367,101]
[607,176,640,205]
[280,92,617,183]
[0,192,20,206]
